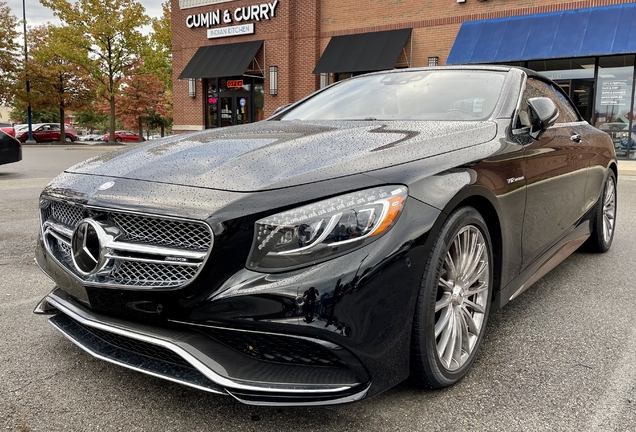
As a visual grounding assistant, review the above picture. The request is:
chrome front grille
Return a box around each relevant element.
[58,240,72,257]
[110,260,199,287]
[40,198,213,289]
[110,213,211,251]
[51,201,84,227]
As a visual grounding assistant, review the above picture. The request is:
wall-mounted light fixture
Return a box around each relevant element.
[188,78,196,98]
[428,56,439,67]
[320,73,329,89]
[269,66,278,95]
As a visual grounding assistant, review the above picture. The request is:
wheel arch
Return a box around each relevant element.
[609,161,618,183]
[438,190,504,301]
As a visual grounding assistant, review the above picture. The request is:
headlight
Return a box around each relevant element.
[246,185,408,272]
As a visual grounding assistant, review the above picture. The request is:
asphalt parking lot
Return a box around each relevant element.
[1,146,635,431]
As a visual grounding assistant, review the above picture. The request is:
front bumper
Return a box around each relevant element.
[39,289,370,406]
[34,175,443,405]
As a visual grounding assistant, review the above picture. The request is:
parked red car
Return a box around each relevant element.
[15,123,78,143]
[0,122,15,138]
[102,130,146,142]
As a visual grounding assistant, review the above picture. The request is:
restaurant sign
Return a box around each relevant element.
[187,0,279,39]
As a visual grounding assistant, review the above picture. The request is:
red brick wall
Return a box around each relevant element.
[321,0,636,36]
[320,0,636,67]
[171,0,321,132]
[172,0,636,131]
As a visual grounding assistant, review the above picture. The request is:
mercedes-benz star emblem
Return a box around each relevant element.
[98,181,115,191]
[71,220,105,275]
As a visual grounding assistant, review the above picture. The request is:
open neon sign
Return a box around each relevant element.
[227,80,244,88]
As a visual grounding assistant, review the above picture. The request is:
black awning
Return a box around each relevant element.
[178,40,263,79]
[313,28,411,74]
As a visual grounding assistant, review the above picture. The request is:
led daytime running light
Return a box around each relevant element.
[247,185,408,272]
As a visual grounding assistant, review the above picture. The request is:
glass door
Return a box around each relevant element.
[220,96,234,127]
[209,76,260,128]
[234,93,250,125]
[218,93,251,127]
[571,80,594,121]
[553,79,594,122]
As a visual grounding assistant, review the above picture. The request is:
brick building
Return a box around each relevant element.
[172,0,636,159]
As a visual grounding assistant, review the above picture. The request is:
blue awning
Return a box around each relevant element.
[447,3,636,64]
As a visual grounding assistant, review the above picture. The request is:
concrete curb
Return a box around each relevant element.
[618,160,636,178]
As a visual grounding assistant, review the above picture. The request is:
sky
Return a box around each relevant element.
[5,0,165,30]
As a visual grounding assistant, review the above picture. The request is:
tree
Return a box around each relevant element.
[19,24,95,141]
[142,1,172,136]
[74,105,109,133]
[144,2,172,90]
[110,64,169,141]
[146,91,172,137]
[9,106,58,124]
[40,0,149,142]
[0,2,20,106]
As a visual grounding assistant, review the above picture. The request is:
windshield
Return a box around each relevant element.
[281,70,507,121]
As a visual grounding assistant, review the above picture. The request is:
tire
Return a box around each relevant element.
[115,138,122,143]
[586,170,617,253]
[411,206,493,388]
[64,136,73,143]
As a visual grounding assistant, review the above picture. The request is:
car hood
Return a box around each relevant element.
[66,120,497,192]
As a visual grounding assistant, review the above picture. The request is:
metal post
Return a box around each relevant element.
[22,0,35,143]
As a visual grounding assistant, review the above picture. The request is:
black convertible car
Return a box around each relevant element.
[34,66,617,406]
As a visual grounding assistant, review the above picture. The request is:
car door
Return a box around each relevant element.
[33,125,48,141]
[50,124,61,141]
[519,77,591,268]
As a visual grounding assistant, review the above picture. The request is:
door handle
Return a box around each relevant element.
[570,134,582,142]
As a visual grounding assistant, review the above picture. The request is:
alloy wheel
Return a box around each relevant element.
[435,225,490,371]
[602,176,616,244]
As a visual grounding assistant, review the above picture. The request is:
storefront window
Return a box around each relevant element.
[207,78,218,128]
[531,58,596,122]
[594,55,635,160]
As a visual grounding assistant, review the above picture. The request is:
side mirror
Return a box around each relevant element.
[527,97,559,140]
[273,103,292,115]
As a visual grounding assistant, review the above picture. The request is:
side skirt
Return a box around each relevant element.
[493,222,591,311]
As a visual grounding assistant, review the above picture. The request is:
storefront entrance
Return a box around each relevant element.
[554,79,594,122]
[219,93,251,127]
[205,76,264,129]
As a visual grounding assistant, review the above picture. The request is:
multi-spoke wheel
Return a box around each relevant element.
[411,206,493,388]
[587,170,617,253]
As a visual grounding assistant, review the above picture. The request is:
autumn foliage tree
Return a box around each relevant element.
[18,24,95,141]
[40,0,149,142]
[110,64,169,142]
[143,2,173,136]
[0,2,20,108]
[145,2,172,90]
